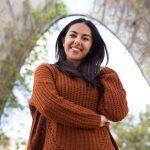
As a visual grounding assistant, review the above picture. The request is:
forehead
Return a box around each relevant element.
[67,23,92,35]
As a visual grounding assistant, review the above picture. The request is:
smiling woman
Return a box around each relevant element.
[2,15,146,150]
[63,23,93,66]
[27,18,128,150]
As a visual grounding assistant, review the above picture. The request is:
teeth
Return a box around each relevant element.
[72,47,80,51]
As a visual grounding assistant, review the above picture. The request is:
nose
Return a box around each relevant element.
[74,37,81,45]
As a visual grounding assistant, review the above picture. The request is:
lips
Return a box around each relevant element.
[71,47,82,52]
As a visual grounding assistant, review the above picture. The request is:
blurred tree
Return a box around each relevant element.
[0,0,67,120]
[90,0,150,85]
[0,128,10,149]
[111,105,150,150]
[0,0,67,146]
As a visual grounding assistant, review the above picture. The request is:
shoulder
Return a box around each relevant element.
[35,63,55,72]
[35,63,57,75]
[100,66,117,74]
[100,66,121,81]
[34,63,57,81]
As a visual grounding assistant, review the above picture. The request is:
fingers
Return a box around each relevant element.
[100,115,110,127]
[100,121,110,127]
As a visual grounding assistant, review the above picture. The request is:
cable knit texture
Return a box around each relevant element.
[27,63,128,150]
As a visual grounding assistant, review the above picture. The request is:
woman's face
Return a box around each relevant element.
[63,23,93,66]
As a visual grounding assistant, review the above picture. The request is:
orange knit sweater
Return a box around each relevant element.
[27,63,128,150]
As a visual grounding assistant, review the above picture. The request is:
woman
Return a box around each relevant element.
[27,18,128,150]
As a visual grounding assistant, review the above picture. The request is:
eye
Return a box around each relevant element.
[69,34,76,38]
[82,37,90,41]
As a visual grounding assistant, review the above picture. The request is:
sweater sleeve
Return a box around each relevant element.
[97,67,129,122]
[29,64,101,129]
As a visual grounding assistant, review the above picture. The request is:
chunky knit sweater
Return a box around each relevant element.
[27,63,128,150]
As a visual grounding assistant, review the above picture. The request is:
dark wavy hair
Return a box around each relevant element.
[55,18,109,92]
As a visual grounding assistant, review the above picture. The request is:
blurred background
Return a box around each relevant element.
[0,0,149,149]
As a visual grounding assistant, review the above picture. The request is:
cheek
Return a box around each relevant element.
[63,39,70,49]
[86,43,92,51]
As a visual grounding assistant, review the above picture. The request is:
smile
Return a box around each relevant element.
[71,47,82,52]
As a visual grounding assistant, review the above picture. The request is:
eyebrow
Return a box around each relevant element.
[69,31,92,38]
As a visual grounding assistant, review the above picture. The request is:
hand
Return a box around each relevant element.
[100,115,110,127]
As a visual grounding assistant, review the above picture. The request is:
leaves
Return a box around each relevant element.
[0,0,67,118]
[91,0,150,85]
[112,104,150,150]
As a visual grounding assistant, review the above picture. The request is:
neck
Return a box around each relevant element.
[67,60,80,69]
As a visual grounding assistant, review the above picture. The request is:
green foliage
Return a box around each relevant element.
[32,1,67,24]
[7,93,19,109]
[0,1,68,116]
[0,0,68,147]
[112,105,150,150]
[134,0,142,10]
[32,9,43,21]
[15,138,26,150]
[0,128,26,149]
[0,129,10,148]
[56,2,67,16]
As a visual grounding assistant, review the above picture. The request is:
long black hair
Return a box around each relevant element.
[55,18,109,91]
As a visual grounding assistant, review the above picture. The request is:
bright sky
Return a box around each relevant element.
[1,0,150,148]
